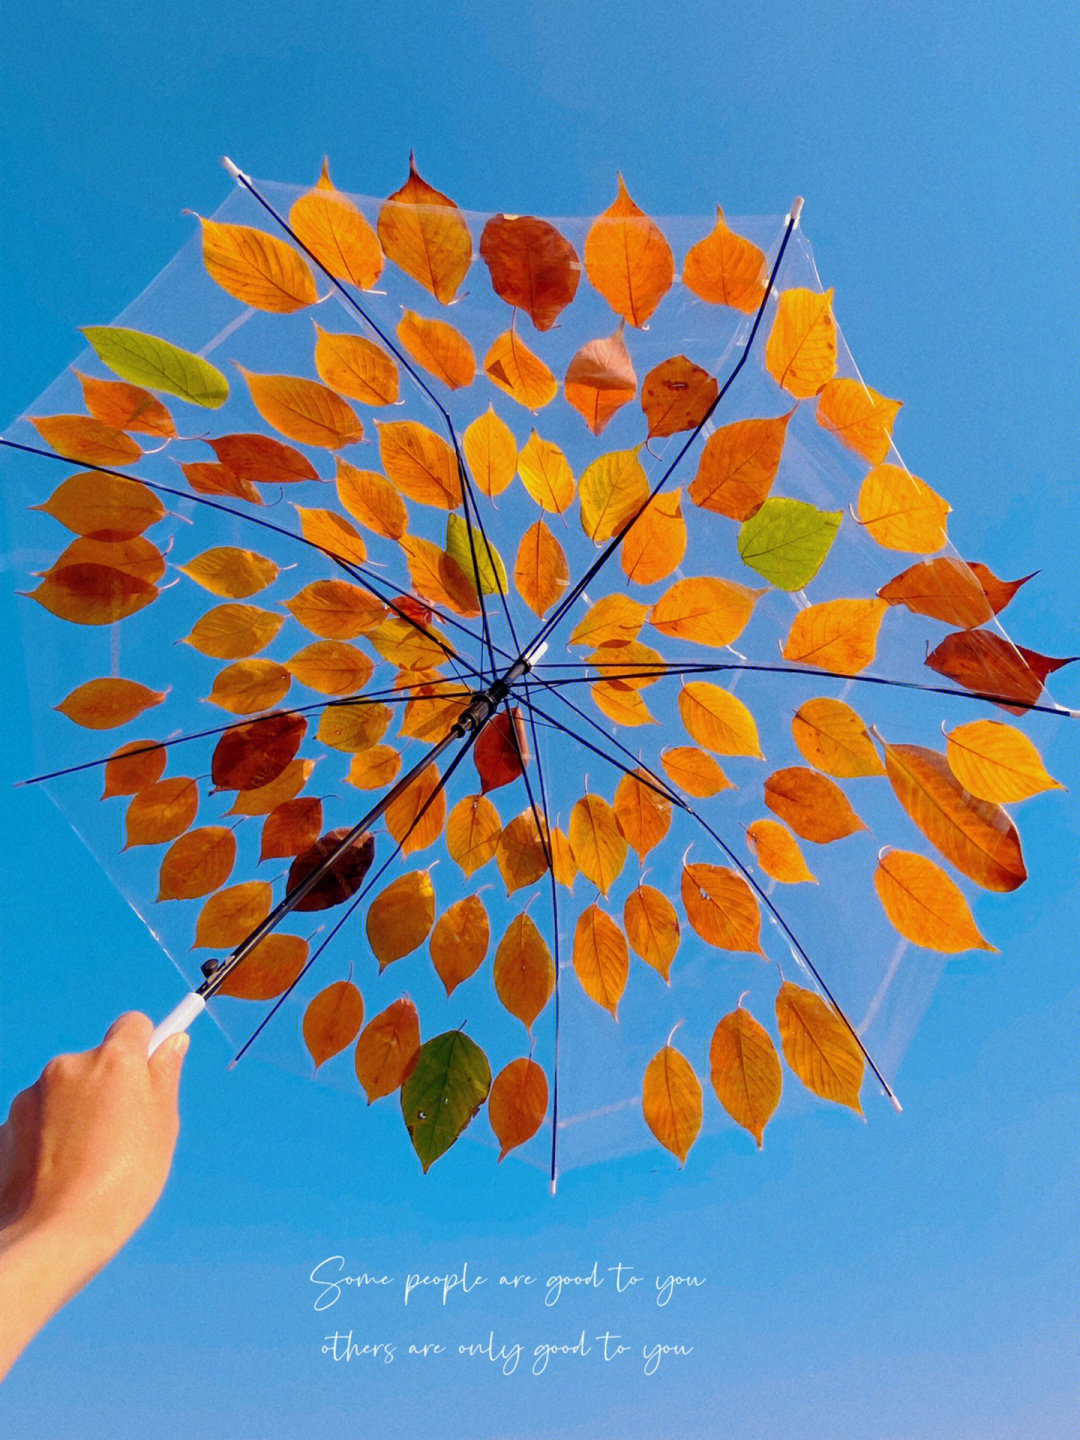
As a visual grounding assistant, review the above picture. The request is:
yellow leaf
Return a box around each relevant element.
[447,793,502,877]
[377,157,472,303]
[588,639,665,690]
[157,826,237,901]
[289,161,383,289]
[856,464,951,553]
[573,904,629,1017]
[399,684,470,742]
[782,598,888,676]
[945,719,1064,803]
[763,767,866,843]
[385,764,445,854]
[489,1058,548,1161]
[579,448,648,543]
[514,518,568,617]
[709,1008,782,1146]
[237,367,363,450]
[396,309,476,389]
[569,794,627,895]
[613,769,672,861]
[286,580,385,639]
[678,682,762,757]
[620,490,686,585]
[590,682,657,727]
[568,594,648,647]
[816,377,902,464]
[484,331,558,410]
[660,746,732,798]
[682,207,767,312]
[791,697,885,777]
[303,981,365,1068]
[765,288,837,398]
[681,863,763,954]
[584,175,673,327]
[494,913,554,1030]
[775,982,864,1112]
[313,324,398,405]
[178,547,278,598]
[368,617,449,673]
[346,746,401,790]
[463,407,517,496]
[193,880,273,948]
[689,412,793,521]
[623,884,680,980]
[377,420,461,509]
[496,810,550,894]
[430,894,489,995]
[316,701,391,752]
[55,677,165,730]
[366,871,436,968]
[874,850,998,952]
[517,430,575,512]
[199,218,316,312]
[184,604,283,659]
[336,459,409,540]
[650,576,762,648]
[207,659,291,715]
[746,819,817,884]
[642,1045,702,1163]
[285,640,373,696]
[551,827,577,889]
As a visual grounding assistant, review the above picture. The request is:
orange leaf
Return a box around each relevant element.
[791,697,885,778]
[584,176,673,327]
[620,490,686,585]
[183,603,283,660]
[568,594,648,647]
[495,810,550,894]
[816,378,902,464]
[514,518,568,617]
[966,561,1034,616]
[682,208,767,312]
[681,863,763,954]
[56,677,165,730]
[430,894,490,995]
[551,827,577,889]
[882,741,1027,891]
[641,355,717,438]
[366,871,436,968]
[678,682,762,757]
[36,471,165,539]
[369,618,449,674]
[378,420,461,508]
[237,367,363,450]
[377,157,472,303]
[660,746,732,798]
[517,431,575,512]
[775,982,864,1112]
[782,598,888,676]
[125,777,199,847]
[614,769,672,861]
[385,764,445,855]
[709,1008,782,1145]
[587,639,665,691]
[763,767,865,844]
[294,507,368,566]
[474,708,528,794]
[336,459,409,540]
[590,682,656,728]
[765,288,836,398]
[286,580,385,639]
[46,534,164,586]
[573,904,629,1018]
[209,432,319,485]
[447,793,502,878]
[494,913,554,1030]
[944,720,1064,803]
[31,415,142,467]
[158,826,237,901]
[313,324,399,405]
[29,562,156,626]
[194,880,273,948]
[260,798,323,861]
[570,794,627,895]
[480,214,580,331]
[925,630,1075,712]
[181,461,261,504]
[856,464,950,553]
[102,740,166,797]
[623,884,680,980]
[650,575,762,647]
[878,557,994,629]
[642,1045,702,1163]
[463,407,517,496]
[316,701,391,753]
[75,370,176,437]
[401,535,481,618]
[346,746,401,791]
[199,218,316,312]
[489,1058,548,1160]
[178,547,278,599]
[287,828,375,910]
[304,980,365,1068]
[484,331,558,410]
[563,326,637,435]
[226,758,315,816]
[579,448,648,543]
[354,997,421,1103]
[396,309,476,389]
[874,850,997,952]
[217,933,308,1001]
[399,684,470,743]
[289,160,383,289]
[285,640,374,696]
[689,412,793,521]
[746,819,816,884]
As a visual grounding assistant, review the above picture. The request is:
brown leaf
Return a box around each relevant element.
[180,461,262,504]
[480,214,580,330]
[260,798,323,861]
[211,711,307,791]
[287,828,375,910]
[640,355,718,438]
[474,709,528,794]
[29,563,157,626]
[878,557,994,629]
[925,629,1076,712]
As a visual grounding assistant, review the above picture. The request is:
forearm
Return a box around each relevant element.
[0,1214,99,1381]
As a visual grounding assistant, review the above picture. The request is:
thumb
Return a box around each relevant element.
[149,1030,190,1099]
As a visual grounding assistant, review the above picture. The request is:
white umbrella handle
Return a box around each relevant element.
[148,992,206,1056]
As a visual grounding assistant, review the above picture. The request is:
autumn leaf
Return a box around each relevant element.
[218,934,308,1001]
[791,698,885,778]
[336,459,409,540]
[367,871,436,968]
[613,769,672,861]
[763,767,866,844]
[945,720,1064,803]
[642,1045,702,1163]
[474,709,528,793]
[494,913,555,1030]
[584,176,674,326]
[579,448,648,543]
[484,331,558,410]
[209,432,319,485]
[514,518,568,616]
[782,598,888,675]
[260,798,323,861]
[816,378,902,464]
[496,810,550,893]
[660,747,732,798]
[56,677,165,730]
[689,412,793,522]
[678,682,762,757]
[396,309,476,389]
[430,895,490,996]
[856,464,950,553]
[464,407,517,496]
[378,420,461,509]
[775,983,864,1112]
[640,355,717,438]
[765,288,836,398]
[102,741,166,797]
[185,603,284,659]
[313,325,399,405]
[237,367,363,450]
[874,850,997,952]
[285,640,374,696]
[286,828,375,910]
[303,981,365,1068]
[650,576,762,647]
[620,491,686,585]
[518,431,575,512]
[211,711,306,791]
[289,159,383,290]
[354,998,421,1103]
[198,218,316,312]
[158,826,237,901]
[447,793,502,877]
[480,214,580,330]
[125,777,199,847]
[623,885,680,980]
[569,794,627,895]
[75,370,176,437]
[709,1008,782,1145]
[378,157,472,303]
[385,765,445,855]
[286,580,385,639]
[35,471,164,539]
[178,547,279,599]
[489,1058,548,1160]
[682,208,767,311]
[573,905,629,1018]
[746,820,816,884]
[681,863,763,954]
[194,881,273,948]
[878,557,994,629]
[564,327,637,435]
[926,630,1075,711]
[31,415,142,467]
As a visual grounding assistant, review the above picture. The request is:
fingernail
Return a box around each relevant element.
[171,1033,191,1059]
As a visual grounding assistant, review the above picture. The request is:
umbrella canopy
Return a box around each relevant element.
[3,158,1073,1183]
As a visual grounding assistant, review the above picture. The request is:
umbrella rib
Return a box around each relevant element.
[525,205,801,655]
[221,163,521,683]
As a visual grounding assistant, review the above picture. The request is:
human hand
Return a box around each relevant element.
[0,1013,188,1379]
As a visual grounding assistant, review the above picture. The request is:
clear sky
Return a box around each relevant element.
[2,2,1079,1437]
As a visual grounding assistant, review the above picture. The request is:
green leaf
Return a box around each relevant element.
[737,497,841,591]
[401,1030,492,1171]
[446,512,508,597]
[81,326,229,409]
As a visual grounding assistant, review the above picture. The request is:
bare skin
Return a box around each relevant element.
[0,1013,188,1380]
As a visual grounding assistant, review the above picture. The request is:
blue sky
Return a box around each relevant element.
[2,3,1079,1437]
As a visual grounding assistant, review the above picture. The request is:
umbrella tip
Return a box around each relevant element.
[789,197,804,228]
[222,156,244,185]
[888,1091,903,1114]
